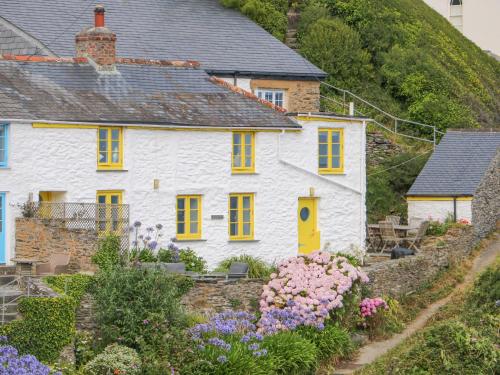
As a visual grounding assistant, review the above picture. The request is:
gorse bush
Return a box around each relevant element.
[91,234,122,271]
[216,254,275,278]
[83,344,141,375]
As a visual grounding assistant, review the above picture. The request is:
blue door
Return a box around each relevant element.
[0,193,5,264]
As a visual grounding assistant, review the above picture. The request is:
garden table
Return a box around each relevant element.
[368,224,418,237]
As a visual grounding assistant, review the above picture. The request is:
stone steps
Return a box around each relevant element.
[0,280,22,325]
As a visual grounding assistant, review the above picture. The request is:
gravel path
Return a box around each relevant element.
[333,232,500,375]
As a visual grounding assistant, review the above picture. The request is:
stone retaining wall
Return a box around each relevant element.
[365,226,476,297]
[15,218,98,272]
[181,279,264,316]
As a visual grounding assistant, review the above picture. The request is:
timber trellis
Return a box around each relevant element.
[34,202,130,252]
[319,81,445,148]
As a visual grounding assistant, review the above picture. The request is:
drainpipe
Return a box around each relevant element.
[233,71,239,87]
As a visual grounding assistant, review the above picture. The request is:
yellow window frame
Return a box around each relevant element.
[96,190,123,235]
[228,193,254,240]
[232,132,255,173]
[176,195,202,240]
[318,128,344,174]
[97,127,123,170]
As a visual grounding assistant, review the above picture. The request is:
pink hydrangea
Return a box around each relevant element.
[259,251,369,329]
[359,297,388,318]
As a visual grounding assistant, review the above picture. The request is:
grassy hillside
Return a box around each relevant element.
[221,0,500,132]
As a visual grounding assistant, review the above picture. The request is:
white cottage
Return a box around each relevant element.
[0,10,367,268]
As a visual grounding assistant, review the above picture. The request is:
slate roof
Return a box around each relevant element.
[407,131,500,196]
[0,59,300,128]
[0,22,40,56]
[0,0,326,79]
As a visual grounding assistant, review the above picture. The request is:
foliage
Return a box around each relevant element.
[260,251,369,329]
[263,331,318,374]
[91,234,122,271]
[404,321,498,374]
[83,344,141,375]
[158,244,208,273]
[0,340,61,374]
[466,263,500,315]
[17,200,37,218]
[215,254,275,278]
[74,331,97,368]
[220,0,288,40]
[296,324,353,361]
[91,267,192,371]
[0,297,76,363]
[426,214,454,236]
[359,297,405,339]
[43,274,94,302]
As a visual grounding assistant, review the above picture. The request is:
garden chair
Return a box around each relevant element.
[201,262,249,280]
[407,217,424,236]
[36,253,70,275]
[158,262,186,274]
[386,215,401,225]
[404,221,429,252]
[378,221,405,253]
[366,224,381,252]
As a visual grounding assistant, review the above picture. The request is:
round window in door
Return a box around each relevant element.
[300,207,310,221]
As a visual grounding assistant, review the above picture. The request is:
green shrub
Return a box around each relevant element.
[263,331,318,374]
[402,321,499,374]
[129,247,157,263]
[83,344,141,375]
[74,330,97,368]
[215,254,275,278]
[43,274,94,302]
[296,324,353,361]
[158,247,207,273]
[426,216,453,236]
[1,296,76,363]
[363,297,405,340]
[92,267,192,370]
[92,235,122,271]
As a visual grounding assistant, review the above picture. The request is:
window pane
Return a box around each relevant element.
[230,223,238,236]
[319,144,328,156]
[110,195,119,204]
[331,144,340,156]
[243,209,251,222]
[233,133,241,145]
[243,223,251,236]
[98,196,106,204]
[190,209,198,222]
[245,133,252,145]
[177,210,185,222]
[177,198,185,209]
[111,129,120,140]
[245,154,252,168]
[177,223,185,234]
[332,157,341,168]
[264,92,273,102]
[230,210,238,222]
[99,140,108,151]
[190,198,198,210]
[230,197,238,210]
[319,132,327,143]
[243,196,251,209]
[331,131,340,143]
[190,222,198,234]
[112,153,119,163]
[257,92,263,99]
[319,156,328,168]
[99,129,108,140]
[233,145,241,167]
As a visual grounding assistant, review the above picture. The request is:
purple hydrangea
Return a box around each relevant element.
[0,344,61,374]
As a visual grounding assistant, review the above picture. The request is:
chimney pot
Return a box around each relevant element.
[94,5,105,28]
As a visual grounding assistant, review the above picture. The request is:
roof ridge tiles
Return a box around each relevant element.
[209,76,287,114]
[0,54,201,68]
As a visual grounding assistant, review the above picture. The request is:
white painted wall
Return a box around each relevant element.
[424,0,500,55]
[219,77,252,92]
[0,117,366,268]
[408,199,472,223]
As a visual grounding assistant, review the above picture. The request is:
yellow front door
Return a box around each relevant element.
[298,197,320,254]
[39,192,53,218]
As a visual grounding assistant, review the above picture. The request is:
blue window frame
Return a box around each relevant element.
[0,124,8,168]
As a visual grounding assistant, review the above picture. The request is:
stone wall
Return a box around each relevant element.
[472,150,500,238]
[366,131,402,166]
[181,279,263,316]
[250,79,320,112]
[365,226,476,297]
[15,218,98,272]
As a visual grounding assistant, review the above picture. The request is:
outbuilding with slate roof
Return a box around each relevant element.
[407,131,500,237]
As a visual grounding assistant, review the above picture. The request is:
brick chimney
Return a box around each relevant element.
[76,5,116,71]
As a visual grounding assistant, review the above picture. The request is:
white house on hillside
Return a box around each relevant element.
[0,7,367,268]
[423,0,500,57]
